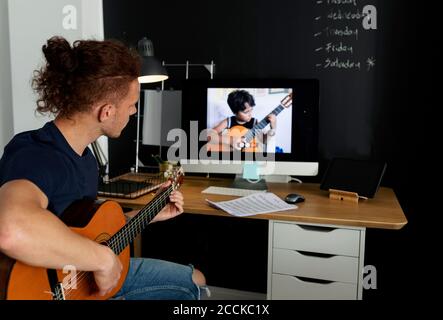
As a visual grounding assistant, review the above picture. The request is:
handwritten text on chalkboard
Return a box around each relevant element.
[314,0,377,72]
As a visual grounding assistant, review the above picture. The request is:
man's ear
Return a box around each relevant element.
[97,103,115,122]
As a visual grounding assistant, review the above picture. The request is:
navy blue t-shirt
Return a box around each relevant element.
[0,121,98,216]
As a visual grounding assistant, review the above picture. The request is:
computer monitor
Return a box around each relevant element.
[176,79,319,180]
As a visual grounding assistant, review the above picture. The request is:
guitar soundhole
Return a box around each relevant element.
[95,233,111,245]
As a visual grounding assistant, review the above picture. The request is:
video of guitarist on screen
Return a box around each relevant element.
[206,88,293,153]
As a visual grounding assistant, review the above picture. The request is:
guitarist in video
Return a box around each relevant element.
[210,90,277,152]
[0,37,205,300]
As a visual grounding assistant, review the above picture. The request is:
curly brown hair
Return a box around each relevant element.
[32,36,141,118]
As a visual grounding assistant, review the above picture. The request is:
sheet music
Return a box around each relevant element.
[206,193,297,217]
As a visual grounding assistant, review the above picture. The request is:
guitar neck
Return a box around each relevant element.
[107,186,173,255]
[244,104,285,142]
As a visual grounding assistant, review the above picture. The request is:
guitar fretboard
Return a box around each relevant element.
[243,105,285,142]
[107,186,173,255]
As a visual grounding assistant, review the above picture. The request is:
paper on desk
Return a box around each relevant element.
[206,192,297,217]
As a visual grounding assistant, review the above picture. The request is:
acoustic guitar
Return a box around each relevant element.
[0,168,184,300]
[207,93,293,152]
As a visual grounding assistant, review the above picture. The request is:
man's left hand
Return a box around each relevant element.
[151,188,184,223]
[124,181,184,224]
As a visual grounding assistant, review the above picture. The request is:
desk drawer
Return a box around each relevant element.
[271,274,357,300]
[272,248,359,283]
[273,222,360,257]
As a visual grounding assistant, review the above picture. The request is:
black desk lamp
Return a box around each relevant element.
[135,37,168,173]
[137,37,168,84]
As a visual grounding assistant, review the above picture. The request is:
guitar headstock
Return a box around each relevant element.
[168,166,184,190]
[281,93,293,108]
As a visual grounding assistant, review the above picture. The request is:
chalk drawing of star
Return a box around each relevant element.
[366,57,376,71]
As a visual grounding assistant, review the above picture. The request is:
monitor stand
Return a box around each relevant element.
[231,174,268,191]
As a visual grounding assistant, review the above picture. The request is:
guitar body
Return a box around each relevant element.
[207,125,260,152]
[1,200,130,300]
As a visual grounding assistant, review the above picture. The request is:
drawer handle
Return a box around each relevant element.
[298,225,336,233]
[293,276,334,285]
[297,250,335,258]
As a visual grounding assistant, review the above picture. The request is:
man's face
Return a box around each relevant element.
[103,79,139,138]
[236,103,253,122]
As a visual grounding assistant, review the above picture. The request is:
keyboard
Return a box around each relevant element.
[98,179,160,199]
[202,186,267,197]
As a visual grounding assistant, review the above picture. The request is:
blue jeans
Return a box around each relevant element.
[112,258,201,300]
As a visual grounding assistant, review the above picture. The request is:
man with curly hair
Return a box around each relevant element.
[0,36,206,300]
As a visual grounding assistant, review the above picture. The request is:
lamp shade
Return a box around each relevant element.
[139,56,168,83]
[137,37,168,84]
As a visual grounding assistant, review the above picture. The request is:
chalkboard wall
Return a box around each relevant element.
[104,0,414,177]
[103,0,429,299]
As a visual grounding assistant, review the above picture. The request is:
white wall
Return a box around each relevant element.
[0,0,13,158]
[1,0,106,159]
[8,0,104,134]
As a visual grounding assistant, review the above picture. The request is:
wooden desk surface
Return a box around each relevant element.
[101,176,407,230]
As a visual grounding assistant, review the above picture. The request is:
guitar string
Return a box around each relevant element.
[63,187,174,299]
[69,186,174,299]
[63,185,176,299]
[244,105,285,142]
[64,191,171,300]
[109,184,173,253]
[65,176,181,298]
[61,171,180,299]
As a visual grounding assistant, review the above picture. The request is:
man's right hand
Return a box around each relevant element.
[93,245,123,296]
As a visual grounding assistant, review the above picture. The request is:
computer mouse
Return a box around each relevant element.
[285,193,305,204]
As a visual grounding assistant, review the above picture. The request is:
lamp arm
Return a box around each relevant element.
[162,61,215,80]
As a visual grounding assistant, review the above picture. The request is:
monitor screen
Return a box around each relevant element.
[179,79,319,176]
[206,87,293,154]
